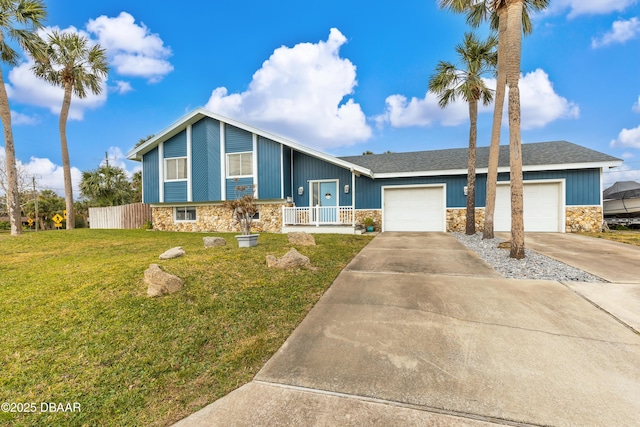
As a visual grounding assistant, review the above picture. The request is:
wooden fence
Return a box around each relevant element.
[89,203,152,229]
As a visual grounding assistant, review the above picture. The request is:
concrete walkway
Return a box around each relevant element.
[173,232,640,426]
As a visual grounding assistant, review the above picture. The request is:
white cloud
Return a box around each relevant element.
[10,111,38,125]
[610,124,640,149]
[633,96,640,113]
[592,17,640,48]
[86,12,173,83]
[622,152,635,159]
[548,0,638,18]
[377,69,578,130]
[6,59,107,121]
[111,80,134,95]
[204,28,372,149]
[0,147,82,197]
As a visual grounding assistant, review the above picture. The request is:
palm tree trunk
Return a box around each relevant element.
[466,99,478,235]
[0,65,22,236]
[506,0,525,259]
[483,4,507,240]
[59,83,75,230]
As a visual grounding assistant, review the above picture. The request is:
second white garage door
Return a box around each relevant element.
[383,185,446,232]
[494,181,564,232]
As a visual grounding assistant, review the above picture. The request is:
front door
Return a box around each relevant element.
[311,181,338,223]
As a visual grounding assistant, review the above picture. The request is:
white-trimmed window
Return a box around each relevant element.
[227,152,253,177]
[175,206,196,222]
[165,157,187,181]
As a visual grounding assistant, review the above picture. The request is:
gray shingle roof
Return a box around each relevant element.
[339,141,620,174]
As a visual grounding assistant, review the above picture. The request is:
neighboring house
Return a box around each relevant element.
[127,108,622,234]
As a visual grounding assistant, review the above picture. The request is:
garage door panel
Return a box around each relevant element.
[383,186,445,232]
[494,182,562,232]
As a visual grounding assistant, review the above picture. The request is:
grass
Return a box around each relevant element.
[0,229,371,426]
[579,229,640,246]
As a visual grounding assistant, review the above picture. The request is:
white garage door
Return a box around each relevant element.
[383,186,445,232]
[494,182,563,232]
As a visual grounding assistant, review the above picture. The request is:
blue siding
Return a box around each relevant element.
[164,181,188,202]
[192,118,221,201]
[258,137,282,199]
[226,177,254,199]
[355,175,468,209]
[164,130,187,158]
[283,147,292,199]
[142,147,159,203]
[354,168,602,210]
[226,125,253,153]
[292,151,352,207]
[495,169,600,205]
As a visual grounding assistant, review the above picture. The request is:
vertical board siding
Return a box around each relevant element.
[283,147,292,200]
[163,130,187,158]
[142,147,159,203]
[164,181,188,202]
[226,177,254,199]
[494,169,600,205]
[89,203,151,229]
[292,151,352,207]
[225,125,253,153]
[192,117,221,201]
[355,175,467,209]
[257,136,282,199]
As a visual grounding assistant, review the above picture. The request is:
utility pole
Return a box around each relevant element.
[32,176,39,232]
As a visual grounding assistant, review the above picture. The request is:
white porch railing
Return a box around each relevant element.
[283,206,354,226]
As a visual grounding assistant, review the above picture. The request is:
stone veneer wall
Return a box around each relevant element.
[447,208,486,232]
[152,203,283,233]
[354,209,383,232]
[565,206,602,232]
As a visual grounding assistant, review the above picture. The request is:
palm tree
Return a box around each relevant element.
[439,0,548,259]
[429,32,497,235]
[0,0,47,235]
[80,164,135,207]
[32,31,108,229]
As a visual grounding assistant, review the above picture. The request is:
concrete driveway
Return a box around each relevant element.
[174,232,640,427]
[500,232,640,331]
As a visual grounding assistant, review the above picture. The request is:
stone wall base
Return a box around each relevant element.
[152,203,283,233]
[151,205,603,234]
[565,206,602,232]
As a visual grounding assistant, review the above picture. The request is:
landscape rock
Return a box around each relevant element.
[159,246,186,259]
[287,232,316,246]
[204,237,227,248]
[145,264,184,297]
[266,248,315,270]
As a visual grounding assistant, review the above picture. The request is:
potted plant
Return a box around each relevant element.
[223,182,259,247]
[363,217,375,232]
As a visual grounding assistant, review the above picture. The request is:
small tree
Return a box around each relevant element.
[223,182,258,235]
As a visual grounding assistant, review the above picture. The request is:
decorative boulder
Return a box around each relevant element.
[266,248,315,270]
[204,237,227,248]
[287,232,316,246]
[159,246,186,260]
[145,264,184,297]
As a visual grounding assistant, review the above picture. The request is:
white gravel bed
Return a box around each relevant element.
[453,233,605,282]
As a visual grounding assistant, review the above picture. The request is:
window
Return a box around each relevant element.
[175,206,196,222]
[165,157,187,180]
[227,152,253,177]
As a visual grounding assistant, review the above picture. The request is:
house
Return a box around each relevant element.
[127,108,622,234]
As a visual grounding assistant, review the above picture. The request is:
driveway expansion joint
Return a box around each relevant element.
[253,380,548,427]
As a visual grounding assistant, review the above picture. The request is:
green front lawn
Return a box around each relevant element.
[579,229,640,247]
[0,229,371,426]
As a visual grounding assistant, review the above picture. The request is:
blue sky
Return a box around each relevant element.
[2,0,640,196]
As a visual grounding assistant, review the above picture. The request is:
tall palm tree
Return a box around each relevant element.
[429,32,497,235]
[0,0,47,235]
[32,31,108,229]
[439,0,548,259]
